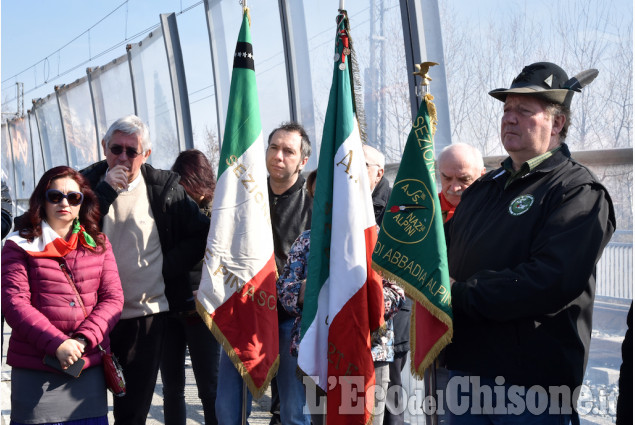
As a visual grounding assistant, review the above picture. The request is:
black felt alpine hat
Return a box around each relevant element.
[489,62,598,108]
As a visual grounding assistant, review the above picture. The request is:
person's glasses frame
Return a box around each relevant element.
[45,189,84,206]
[109,145,143,159]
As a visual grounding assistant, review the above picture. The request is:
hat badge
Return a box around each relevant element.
[544,74,553,87]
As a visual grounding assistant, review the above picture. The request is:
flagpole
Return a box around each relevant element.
[430,361,438,425]
[411,61,442,425]
[241,382,247,425]
[339,0,345,10]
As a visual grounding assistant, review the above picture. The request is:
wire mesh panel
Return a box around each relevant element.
[218,1,291,138]
[6,117,35,201]
[88,55,136,145]
[29,112,46,184]
[1,124,14,191]
[129,28,179,170]
[302,0,412,163]
[33,94,67,169]
[596,243,633,299]
[179,4,220,160]
[57,77,100,170]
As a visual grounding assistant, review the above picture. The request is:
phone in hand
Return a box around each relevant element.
[43,354,85,378]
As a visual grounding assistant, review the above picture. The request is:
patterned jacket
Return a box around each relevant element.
[276,229,405,360]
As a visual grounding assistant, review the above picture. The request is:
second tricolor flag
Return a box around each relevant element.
[196,9,279,398]
[298,10,385,425]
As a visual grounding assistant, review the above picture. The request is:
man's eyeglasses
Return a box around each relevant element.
[109,145,142,159]
[45,189,84,206]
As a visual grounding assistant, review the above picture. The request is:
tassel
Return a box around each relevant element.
[424,93,438,137]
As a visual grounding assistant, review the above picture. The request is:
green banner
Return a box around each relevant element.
[372,93,452,375]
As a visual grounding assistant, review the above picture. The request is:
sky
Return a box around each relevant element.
[1,1,201,109]
[1,0,632,150]
[2,0,631,107]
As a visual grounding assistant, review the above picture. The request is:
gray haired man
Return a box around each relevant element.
[82,115,210,425]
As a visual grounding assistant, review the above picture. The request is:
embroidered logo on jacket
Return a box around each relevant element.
[509,194,534,216]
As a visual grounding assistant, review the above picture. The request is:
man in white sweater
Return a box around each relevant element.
[82,115,210,425]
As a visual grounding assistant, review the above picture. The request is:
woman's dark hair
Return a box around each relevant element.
[17,166,105,249]
[306,169,318,198]
[171,149,216,205]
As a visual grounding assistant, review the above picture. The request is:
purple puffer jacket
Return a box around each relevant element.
[1,235,123,371]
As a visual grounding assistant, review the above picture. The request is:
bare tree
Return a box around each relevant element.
[439,0,632,233]
[202,126,220,177]
[440,0,632,154]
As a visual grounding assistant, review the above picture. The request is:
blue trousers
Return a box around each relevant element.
[277,317,311,425]
[215,349,253,425]
[215,318,310,425]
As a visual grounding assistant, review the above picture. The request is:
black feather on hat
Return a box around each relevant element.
[489,62,598,108]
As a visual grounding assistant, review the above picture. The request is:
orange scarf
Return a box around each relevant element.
[438,192,456,223]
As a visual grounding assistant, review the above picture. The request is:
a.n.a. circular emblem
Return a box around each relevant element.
[382,178,435,244]
[509,194,534,216]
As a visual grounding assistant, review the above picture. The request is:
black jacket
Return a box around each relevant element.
[268,174,312,321]
[81,160,210,312]
[445,144,615,392]
[372,176,391,226]
[616,302,632,424]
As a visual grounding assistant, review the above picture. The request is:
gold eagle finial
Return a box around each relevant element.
[413,61,439,86]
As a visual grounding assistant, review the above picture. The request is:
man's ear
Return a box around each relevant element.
[377,168,385,180]
[299,156,309,168]
[142,149,152,162]
[101,139,107,155]
[552,114,566,136]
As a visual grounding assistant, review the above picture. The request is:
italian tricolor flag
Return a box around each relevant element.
[196,8,278,398]
[297,10,384,425]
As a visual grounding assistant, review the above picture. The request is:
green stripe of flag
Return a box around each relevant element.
[217,12,261,178]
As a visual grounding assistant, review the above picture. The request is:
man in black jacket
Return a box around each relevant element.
[445,63,615,424]
[82,115,210,425]
[266,122,313,425]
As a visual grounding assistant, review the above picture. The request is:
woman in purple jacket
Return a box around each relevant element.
[1,166,124,425]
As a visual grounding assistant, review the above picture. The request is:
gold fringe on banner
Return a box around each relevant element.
[371,263,453,379]
[196,298,279,399]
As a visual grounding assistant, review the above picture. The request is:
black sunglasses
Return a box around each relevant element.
[45,189,84,206]
[109,145,142,159]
